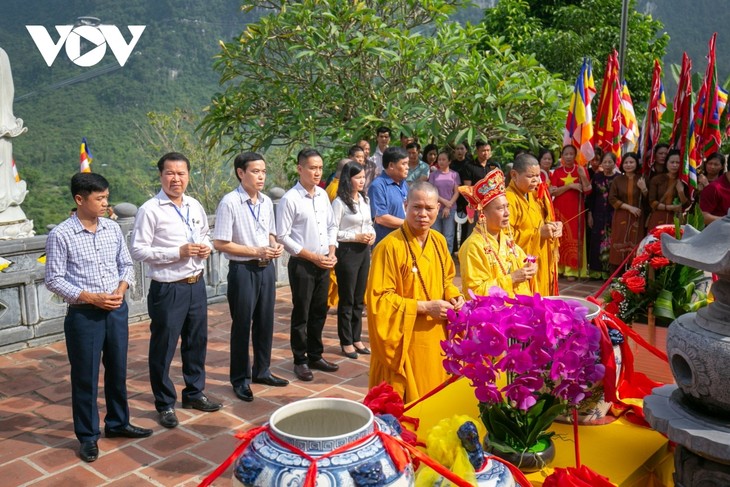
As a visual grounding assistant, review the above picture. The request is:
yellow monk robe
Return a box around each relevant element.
[326,178,340,308]
[505,180,558,297]
[458,226,531,298]
[366,225,461,403]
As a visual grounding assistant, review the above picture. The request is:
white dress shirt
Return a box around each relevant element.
[331,195,375,242]
[213,186,275,261]
[130,190,212,282]
[276,182,337,256]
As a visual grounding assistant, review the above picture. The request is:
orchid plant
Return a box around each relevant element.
[441,288,604,454]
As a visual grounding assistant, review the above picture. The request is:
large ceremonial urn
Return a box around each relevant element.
[232,398,414,486]
[644,213,730,486]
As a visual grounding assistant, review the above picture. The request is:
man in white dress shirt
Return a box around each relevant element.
[213,152,288,403]
[276,148,340,381]
[130,152,222,429]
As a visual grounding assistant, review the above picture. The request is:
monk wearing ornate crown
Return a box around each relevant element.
[458,169,537,297]
[505,153,562,296]
[366,181,464,403]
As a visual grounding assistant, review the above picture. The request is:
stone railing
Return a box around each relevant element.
[0,210,291,355]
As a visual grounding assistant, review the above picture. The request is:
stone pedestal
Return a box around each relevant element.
[645,385,730,486]
[643,215,730,486]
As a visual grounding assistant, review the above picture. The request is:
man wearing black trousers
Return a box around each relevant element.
[213,152,288,402]
[276,148,340,381]
[45,173,152,463]
[131,152,222,429]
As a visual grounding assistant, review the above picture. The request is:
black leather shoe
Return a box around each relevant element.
[159,409,179,428]
[341,346,358,359]
[182,395,223,412]
[354,345,371,355]
[252,375,289,387]
[308,358,340,372]
[234,384,254,402]
[105,423,153,438]
[294,363,313,381]
[79,440,99,463]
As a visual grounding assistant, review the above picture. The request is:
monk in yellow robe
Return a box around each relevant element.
[458,169,536,297]
[505,153,562,296]
[366,181,464,403]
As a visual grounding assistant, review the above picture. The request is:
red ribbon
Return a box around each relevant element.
[198,425,268,487]
[586,301,666,427]
[197,420,503,487]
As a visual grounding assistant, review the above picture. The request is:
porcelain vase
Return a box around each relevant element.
[232,397,414,486]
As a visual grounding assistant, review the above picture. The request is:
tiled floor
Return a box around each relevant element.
[0,276,673,486]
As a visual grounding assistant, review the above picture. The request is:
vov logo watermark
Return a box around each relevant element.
[26,17,145,67]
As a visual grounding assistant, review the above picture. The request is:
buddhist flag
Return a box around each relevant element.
[639,60,667,175]
[11,159,20,182]
[80,137,93,173]
[595,50,622,157]
[693,33,727,160]
[619,81,639,154]
[0,257,12,272]
[563,58,596,166]
[670,53,693,157]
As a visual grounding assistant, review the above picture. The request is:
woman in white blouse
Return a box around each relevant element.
[332,161,376,359]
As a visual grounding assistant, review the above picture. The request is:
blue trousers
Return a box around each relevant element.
[64,302,130,442]
[227,261,276,387]
[147,278,207,411]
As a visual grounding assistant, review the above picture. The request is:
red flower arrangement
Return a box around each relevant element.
[603,223,709,323]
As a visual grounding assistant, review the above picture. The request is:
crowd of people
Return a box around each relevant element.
[44,126,730,461]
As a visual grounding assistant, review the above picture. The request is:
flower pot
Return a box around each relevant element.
[483,435,555,474]
[557,344,623,425]
[232,398,414,486]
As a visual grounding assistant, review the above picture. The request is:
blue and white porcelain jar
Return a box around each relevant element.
[233,398,414,486]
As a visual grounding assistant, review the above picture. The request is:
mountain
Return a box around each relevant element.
[1,0,726,232]
[639,0,730,93]
[0,0,251,231]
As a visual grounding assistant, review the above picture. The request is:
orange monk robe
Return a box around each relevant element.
[505,180,558,297]
[325,179,340,308]
[366,225,461,403]
[458,226,531,298]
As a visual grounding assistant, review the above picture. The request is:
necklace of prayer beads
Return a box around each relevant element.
[476,226,512,275]
[401,227,445,301]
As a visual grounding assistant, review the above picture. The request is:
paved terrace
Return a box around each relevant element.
[0,277,672,486]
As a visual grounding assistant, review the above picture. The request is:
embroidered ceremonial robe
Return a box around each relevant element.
[458,226,531,298]
[366,224,461,403]
[505,180,558,297]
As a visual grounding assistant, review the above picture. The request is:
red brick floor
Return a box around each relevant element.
[0,276,673,486]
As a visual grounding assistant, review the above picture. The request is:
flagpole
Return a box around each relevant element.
[619,0,630,80]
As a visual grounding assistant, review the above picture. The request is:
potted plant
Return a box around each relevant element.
[603,218,710,325]
[441,287,605,472]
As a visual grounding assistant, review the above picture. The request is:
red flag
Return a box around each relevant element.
[671,53,695,189]
[639,60,667,175]
[693,33,727,160]
[594,50,622,157]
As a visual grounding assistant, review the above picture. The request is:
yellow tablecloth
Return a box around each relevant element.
[405,378,674,486]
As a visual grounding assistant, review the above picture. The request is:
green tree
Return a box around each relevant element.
[200,0,571,162]
[137,109,235,213]
[482,0,669,113]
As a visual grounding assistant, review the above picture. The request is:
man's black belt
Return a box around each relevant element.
[230,259,270,267]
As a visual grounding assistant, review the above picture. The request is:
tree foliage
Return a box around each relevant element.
[482,0,669,111]
[200,0,571,162]
[137,109,235,214]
